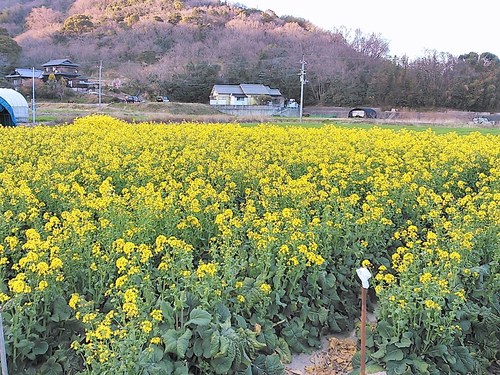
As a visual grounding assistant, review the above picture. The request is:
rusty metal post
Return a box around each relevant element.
[360,287,367,375]
[356,267,371,375]
[0,309,8,375]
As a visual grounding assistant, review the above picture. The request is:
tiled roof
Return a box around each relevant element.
[213,84,282,96]
[6,68,43,78]
[42,59,79,67]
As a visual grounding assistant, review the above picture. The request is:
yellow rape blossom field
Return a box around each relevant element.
[0,115,498,375]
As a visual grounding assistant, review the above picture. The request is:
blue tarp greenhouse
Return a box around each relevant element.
[0,88,29,126]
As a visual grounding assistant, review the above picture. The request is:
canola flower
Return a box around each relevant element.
[0,115,497,373]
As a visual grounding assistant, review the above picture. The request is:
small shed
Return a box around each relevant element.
[348,107,377,119]
[0,88,29,126]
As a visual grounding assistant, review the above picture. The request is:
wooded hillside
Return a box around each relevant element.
[0,0,498,111]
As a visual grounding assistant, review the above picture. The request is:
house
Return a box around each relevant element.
[42,59,81,88]
[0,88,29,126]
[210,84,284,107]
[5,68,43,90]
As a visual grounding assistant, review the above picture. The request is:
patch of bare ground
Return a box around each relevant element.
[285,336,356,375]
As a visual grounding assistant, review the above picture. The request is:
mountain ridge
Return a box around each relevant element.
[0,0,498,111]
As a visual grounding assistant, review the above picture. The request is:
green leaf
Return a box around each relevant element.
[386,345,404,361]
[147,345,164,363]
[39,357,63,375]
[275,338,292,364]
[370,347,387,359]
[192,338,203,357]
[51,296,71,322]
[215,302,231,323]
[264,354,284,375]
[163,329,179,354]
[173,362,189,375]
[176,329,192,358]
[216,335,229,357]
[209,330,221,357]
[450,346,474,373]
[159,301,175,327]
[387,359,408,375]
[427,344,448,358]
[15,339,34,349]
[258,327,277,351]
[186,308,211,326]
[376,320,394,339]
[458,319,471,332]
[281,319,308,353]
[33,340,49,355]
[395,336,412,348]
[411,358,430,374]
[211,356,233,374]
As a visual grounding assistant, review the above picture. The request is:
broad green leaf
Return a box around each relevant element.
[176,328,192,358]
[387,359,408,375]
[275,338,291,364]
[211,356,233,374]
[411,358,430,374]
[258,327,277,351]
[159,301,174,327]
[15,339,34,349]
[215,302,231,324]
[192,338,203,357]
[451,346,474,373]
[370,347,387,359]
[395,336,412,348]
[216,335,229,357]
[39,357,63,375]
[146,345,164,363]
[33,340,49,355]
[163,329,179,354]
[186,308,211,326]
[173,362,189,375]
[209,330,221,357]
[264,354,284,375]
[51,296,71,322]
[376,320,394,339]
[427,344,448,357]
[386,345,404,361]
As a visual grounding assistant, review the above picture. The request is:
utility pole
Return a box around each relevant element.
[98,60,102,108]
[32,67,36,124]
[299,56,307,123]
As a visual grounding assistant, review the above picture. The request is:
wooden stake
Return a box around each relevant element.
[0,310,8,375]
[360,287,367,375]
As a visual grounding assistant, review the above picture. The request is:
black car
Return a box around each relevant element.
[125,95,140,103]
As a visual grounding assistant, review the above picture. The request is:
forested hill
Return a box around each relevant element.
[0,0,499,111]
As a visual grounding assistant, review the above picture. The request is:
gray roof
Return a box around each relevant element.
[6,68,43,79]
[212,84,244,95]
[42,59,79,67]
[213,84,282,97]
[268,88,282,97]
[240,84,271,95]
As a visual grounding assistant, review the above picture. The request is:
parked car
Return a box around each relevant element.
[125,95,140,103]
[156,96,169,103]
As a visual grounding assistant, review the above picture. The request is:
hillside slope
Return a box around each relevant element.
[1,0,498,111]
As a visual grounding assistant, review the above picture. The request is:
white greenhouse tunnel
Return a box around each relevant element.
[0,88,29,126]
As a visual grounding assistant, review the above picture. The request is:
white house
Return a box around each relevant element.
[210,84,284,106]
